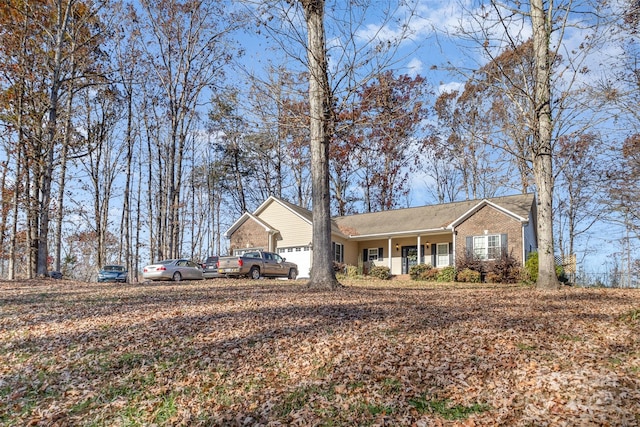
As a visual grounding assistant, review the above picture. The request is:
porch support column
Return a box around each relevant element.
[388,238,392,271]
[453,230,457,267]
[417,235,422,264]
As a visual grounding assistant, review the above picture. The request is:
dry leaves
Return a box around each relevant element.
[1,279,639,426]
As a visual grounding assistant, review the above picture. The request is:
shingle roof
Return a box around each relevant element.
[274,198,313,223]
[333,194,535,237]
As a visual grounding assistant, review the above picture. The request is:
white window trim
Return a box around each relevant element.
[367,248,381,261]
[473,234,502,261]
[332,242,344,263]
[436,243,450,267]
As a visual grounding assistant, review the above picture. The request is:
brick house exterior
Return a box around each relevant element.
[228,214,272,253]
[454,204,529,266]
[225,194,537,278]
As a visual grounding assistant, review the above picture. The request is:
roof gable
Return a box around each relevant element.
[224,212,277,238]
[449,198,529,228]
[254,196,313,225]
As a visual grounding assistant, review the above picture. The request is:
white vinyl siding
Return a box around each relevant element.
[258,202,312,247]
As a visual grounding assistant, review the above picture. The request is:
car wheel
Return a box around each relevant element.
[249,267,260,280]
[288,269,297,280]
[172,272,182,282]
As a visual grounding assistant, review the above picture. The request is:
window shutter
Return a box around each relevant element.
[465,236,473,257]
[363,249,367,262]
[378,247,383,261]
[501,233,508,256]
[431,244,436,266]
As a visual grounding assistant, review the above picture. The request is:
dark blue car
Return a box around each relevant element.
[97,265,127,283]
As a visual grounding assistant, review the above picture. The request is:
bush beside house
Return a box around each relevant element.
[524,252,569,284]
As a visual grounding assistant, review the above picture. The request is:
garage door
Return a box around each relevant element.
[277,246,312,279]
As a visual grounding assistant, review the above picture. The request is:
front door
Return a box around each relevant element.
[402,246,418,274]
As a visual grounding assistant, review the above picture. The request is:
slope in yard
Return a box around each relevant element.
[1,279,639,426]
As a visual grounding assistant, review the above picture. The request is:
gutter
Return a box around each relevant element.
[348,227,448,240]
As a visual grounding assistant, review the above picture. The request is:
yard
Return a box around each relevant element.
[1,278,639,426]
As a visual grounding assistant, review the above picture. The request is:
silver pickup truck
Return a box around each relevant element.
[217,250,298,280]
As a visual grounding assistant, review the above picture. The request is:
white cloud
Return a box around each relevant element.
[406,57,424,76]
[438,81,463,95]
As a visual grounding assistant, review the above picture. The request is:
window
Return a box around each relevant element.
[332,242,344,263]
[436,243,450,267]
[487,235,501,259]
[471,234,506,260]
[368,248,382,261]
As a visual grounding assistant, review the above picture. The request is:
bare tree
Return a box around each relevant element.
[451,0,614,289]
[298,0,337,288]
[77,87,123,271]
[113,1,143,282]
[554,133,607,263]
[246,0,420,288]
[133,0,240,259]
[0,0,110,277]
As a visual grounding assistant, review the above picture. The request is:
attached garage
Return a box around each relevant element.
[277,246,312,279]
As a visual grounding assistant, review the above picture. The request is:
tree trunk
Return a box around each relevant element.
[122,76,134,281]
[54,79,74,273]
[531,0,560,290]
[302,0,340,289]
[9,144,21,280]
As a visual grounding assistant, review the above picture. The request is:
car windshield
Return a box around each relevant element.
[103,266,125,272]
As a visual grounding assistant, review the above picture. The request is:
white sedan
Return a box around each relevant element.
[142,259,204,281]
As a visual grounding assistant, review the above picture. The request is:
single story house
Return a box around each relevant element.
[224,193,538,279]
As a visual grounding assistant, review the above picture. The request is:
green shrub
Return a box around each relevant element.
[409,264,432,280]
[437,266,456,282]
[525,252,539,282]
[344,265,359,278]
[556,265,569,284]
[525,252,568,284]
[369,265,391,280]
[456,268,481,283]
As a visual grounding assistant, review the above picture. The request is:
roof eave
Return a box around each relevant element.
[224,212,278,238]
[347,227,449,240]
[450,199,528,228]
[255,196,313,225]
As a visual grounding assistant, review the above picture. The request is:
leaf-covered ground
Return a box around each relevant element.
[1,278,639,426]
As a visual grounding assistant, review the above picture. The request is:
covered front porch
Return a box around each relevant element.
[354,231,455,276]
